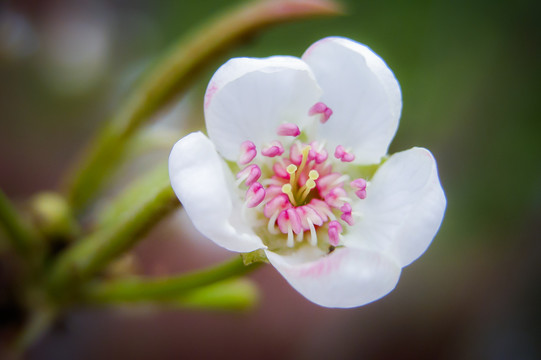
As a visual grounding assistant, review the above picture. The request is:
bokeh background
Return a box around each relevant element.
[1,0,540,359]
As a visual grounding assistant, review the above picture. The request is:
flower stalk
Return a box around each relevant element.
[81,256,261,303]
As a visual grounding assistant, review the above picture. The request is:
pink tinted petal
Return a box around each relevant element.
[168,132,265,252]
[265,247,401,308]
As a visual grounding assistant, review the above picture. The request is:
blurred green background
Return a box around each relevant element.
[1,0,540,359]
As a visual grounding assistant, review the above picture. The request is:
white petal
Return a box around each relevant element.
[204,56,322,161]
[349,147,446,266]
[265,246,401,308]
[168,132,265,252]
[302,37,402,164]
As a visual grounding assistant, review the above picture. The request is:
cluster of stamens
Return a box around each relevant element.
[235,102,367,250]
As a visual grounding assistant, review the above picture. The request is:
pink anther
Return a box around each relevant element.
[289,143,303,165]
[334,145,355,162]
[350,178,367,199]
[317,173,343,196]
[277,123,301,137]
[340,203,354,226]
[236,164,261,187]
[315,149,328,163]
[328,220,342,246]
[272,162,289,179]
[263,194,291,218]
[264,185,283,201]
[309,142,328,164]
[245,182,265,208]
[239,141,256,165]
[262,141,284,157]
[296,205,324,230]
[324,187,347,208]
[307,199,332,222]
[308,102,333,123]
[277,208,303,234]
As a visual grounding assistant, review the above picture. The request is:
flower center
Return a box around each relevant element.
[235,103,367,251]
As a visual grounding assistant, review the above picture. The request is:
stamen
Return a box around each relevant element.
[340,203,354,226]
[245,182,265,208]
[350,178,367,199]
[317,173,343,197]
[277,123,301,137]
[308,102,333,123]
[262,141,284,157]
[334,145,355,162]
[277,209,303,243]
[324,187,348,208]
[239,141,256,165]
[309,141,328,163]
[289,143,303,165]
[308,219,318,246]
[267,210,281,234]
[328,220,342,246]
[287,226,294,247]
[273,162,289,179]
[281,184,297,206]
[263,194,290,218]
[236,164,261,187]
[308,199,336,221]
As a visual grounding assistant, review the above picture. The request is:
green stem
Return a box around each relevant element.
[169,278,260,312]
[82,256,262,303]
[63,0,342,213]
[0,189,39,259]
[47,182,179,297]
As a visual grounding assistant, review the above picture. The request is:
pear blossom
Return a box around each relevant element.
[168,37,446,308]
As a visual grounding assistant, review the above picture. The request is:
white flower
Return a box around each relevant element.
[169,37,446,308]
